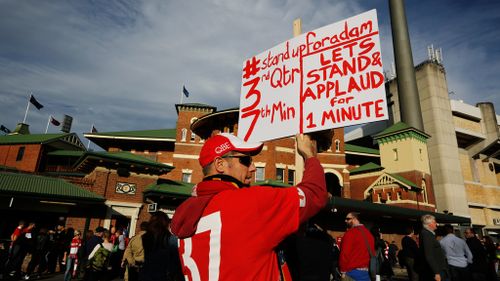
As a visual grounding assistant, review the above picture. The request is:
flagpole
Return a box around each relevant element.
[180,90,184,104]
[87,124,93,150]
[22,92,32,124]
[45,115,51,134]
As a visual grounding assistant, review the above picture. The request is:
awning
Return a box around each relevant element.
[329,196,471,225]
[0,172,104,203]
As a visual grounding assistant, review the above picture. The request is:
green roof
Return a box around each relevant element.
[349,162,384,175]
[86,129,177,139]
[388,173,420,190]
[0,133,86,150]
[144,179,194,197]
[374,122,430,139]
[74,151,174,174]
[91,151,172,166]
[47,150,86,157]
[0,133,69,144]
[0,172,104,202]
[344,144,379,155]
[377,122,411,136]
[253,179,292,187]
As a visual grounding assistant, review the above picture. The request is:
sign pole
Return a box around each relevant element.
[293,18,305,183]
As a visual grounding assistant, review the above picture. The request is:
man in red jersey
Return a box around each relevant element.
[171,133,327,281]
[339,212,375,281]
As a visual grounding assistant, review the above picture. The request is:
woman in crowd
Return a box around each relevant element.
[140,212,183,281]
[64,230,82,281]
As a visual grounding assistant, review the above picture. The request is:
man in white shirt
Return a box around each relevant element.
[439,224,473,281]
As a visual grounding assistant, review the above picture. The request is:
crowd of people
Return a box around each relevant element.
[1,214,184,281]
[397,214,500,281]
[1,222,73,280]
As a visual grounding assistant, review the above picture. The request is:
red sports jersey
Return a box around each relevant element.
[173,157,327,281]
[178,186,299,281]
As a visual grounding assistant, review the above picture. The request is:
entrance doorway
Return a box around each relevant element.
[325,172,342,197]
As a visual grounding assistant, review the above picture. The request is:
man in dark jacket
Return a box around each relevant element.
[464,228,488,281]
[401,227,419,281]
[418,214,448,281]
[85,227,104,259]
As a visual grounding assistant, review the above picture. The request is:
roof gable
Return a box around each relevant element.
[364,172,420,198]
[0,133,85,150]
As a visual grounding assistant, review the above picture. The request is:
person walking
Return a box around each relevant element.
[339,212,375,281]
[24,227,49,280]
[64,230,82,281]
[85,230,113,281]
[483,236,498,281]
[439,224,473,281]
[139,212,182,281]
[464,228,488,281]
[401,227,419,281]
[121,222,148,281]
[418,214,448,281]
[5,220,26,278]
[171,133,327,280]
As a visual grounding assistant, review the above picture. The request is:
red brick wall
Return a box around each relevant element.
[350,173,381,200]
[87,169,157,201]
[0,144,42,172]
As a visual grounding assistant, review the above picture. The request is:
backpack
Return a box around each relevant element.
[89,243,111,271]
[357,228,380,281]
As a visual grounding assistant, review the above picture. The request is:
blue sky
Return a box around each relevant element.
[0,0,498,139]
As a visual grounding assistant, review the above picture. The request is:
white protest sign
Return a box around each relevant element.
[238,9,388,142]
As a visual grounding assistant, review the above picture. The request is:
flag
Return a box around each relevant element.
[91,125,98,133]
[29,94,44,110]
[61,115,73,133]
[0,125,11,134]
[50,116,60,126]
[183,86,190,98]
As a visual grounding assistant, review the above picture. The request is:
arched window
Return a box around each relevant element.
[335,139,340,152]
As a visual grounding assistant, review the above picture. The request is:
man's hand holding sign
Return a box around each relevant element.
[238,9,388,143]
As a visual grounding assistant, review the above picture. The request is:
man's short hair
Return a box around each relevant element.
[95,226,105,233]
[405,226,414,235]
[443,224,454,234]
[465,228,476,235]
[348,212,360,220]
[421,214,435,226]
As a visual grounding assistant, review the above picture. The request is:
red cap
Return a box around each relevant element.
[199,133,263,167]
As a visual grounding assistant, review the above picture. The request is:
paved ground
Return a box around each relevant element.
[7,267,412,281]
